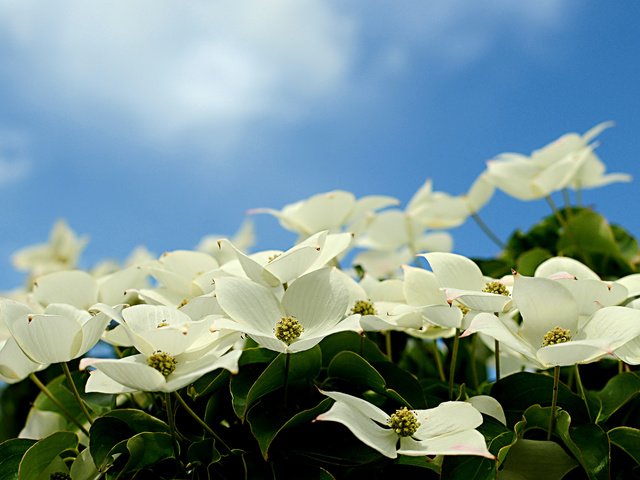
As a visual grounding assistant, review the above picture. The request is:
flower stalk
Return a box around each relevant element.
[448,329,461,400]
[547,365,561,441]
[61,362,93,425]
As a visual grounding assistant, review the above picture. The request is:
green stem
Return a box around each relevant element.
[575,364,591,421]
[448,329,461,400]
[29,373,90,437]
[471,213,505,250]
[431,340,446,382]
[547,366,561,441]
[173,392,231,452]
[164,392,181,462]
[385,331,392,361]
[494,340,501,383]
[61,362,93,425]
[618,360,624,374]
[545,196,568,229]
[283,352,291,408]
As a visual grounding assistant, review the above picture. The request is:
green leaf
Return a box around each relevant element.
[188,369,230,400]
[515,247,552,276]
[247,397,332,459]
[319,331,388,366]
[498,439,578,480]
[611,224,639,263]
[18,431,78,480]
[69,448,100,480]
[122,432,175,473]
[514,405,610,480]
[89,409,169,470]
[440,455,495,480]
[395,455,441,473]
[0,439,35,480]
[327,351,418,407]
[242,346,322,419]
[595,372,640,423]
[491,372,589,425]
[187,438,221,468]
[608,426,640,465]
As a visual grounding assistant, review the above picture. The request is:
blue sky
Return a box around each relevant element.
[0,1,638,289]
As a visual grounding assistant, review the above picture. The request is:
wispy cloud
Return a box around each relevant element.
[0,1,570,151]
[0,129,31,185]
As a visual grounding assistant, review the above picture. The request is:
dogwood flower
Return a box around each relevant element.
[12,220,88,278]
[213,268,360,353]
[250,190,398,239]
[463,274,640,368]
[315,390,493,459]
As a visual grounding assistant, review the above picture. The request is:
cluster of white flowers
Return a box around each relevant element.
[1,122,635,460]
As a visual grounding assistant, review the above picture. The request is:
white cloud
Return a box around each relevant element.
[0,0,570,151]
[0,130,31,185]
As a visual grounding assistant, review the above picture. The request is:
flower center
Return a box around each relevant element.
[274,316,304,345]
[542,327,572,347]
[351,299,377,316]
[147,351,177,376]
[387,407,420,437]
[456,302,470,316]
[482,281,510,296]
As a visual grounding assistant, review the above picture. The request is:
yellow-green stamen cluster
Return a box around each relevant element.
[542,327,572,347]
[456,303,470,316]
[482,281,510,296]
[387,407,421,437]
[274,316,304,345]
[351,299,377,316]
[147,351,177,376]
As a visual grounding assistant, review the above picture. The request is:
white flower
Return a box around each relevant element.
[463,274,640,368]
[315,390,493,459]
[250,190,398,239]
[12,220,88,277]
[213,268,360,353]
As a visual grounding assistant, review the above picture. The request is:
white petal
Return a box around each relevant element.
[33,271,98,309]
[398,429,492,458]
[421,253,484,291]
[266,231,326,284]
[215,277,283,334]
[282,268,349,335]
[85,368,138,394]
[316,390,398,458]
[534,257,600,280]
[513,275,578,347]
[402,265,447,306]
[467,395,507,425]
[89,355,166,392]
[615,274,640,299]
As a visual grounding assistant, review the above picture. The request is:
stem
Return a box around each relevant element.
[448,329,461,400]
[164,393,181,462]
[545,196,568,229]
[547,366,561,441]
[29,373,90,437]
[173,392,231,452]
[385,331,393,361]
[471,213,505,250]
[618,360,624,374]
[61,362,93,425]
[575,364,591,421]
[431,340,446,382]
[283,352,291,408]
[494,340,501,382]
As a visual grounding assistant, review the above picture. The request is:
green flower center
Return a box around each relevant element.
[351,299,377,316]
[147,351,177,376]
[542,327,572,347]
[50,473,72,480]
[482,281,510,296]
[456,303,470,316]
[387,407,421,437]
[274,316,304,345]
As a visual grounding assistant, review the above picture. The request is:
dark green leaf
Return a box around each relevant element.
[0,439,35,480]
[608,426,640,465]
[516,247,552,276]
[491,372,589,425]
[18,431,78,480]
[498,439,578,480]
[319,331,388,366]
[440,455,495,480]
[122,432,175,473]
[595,372,640,423]
[247,397,332,459]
